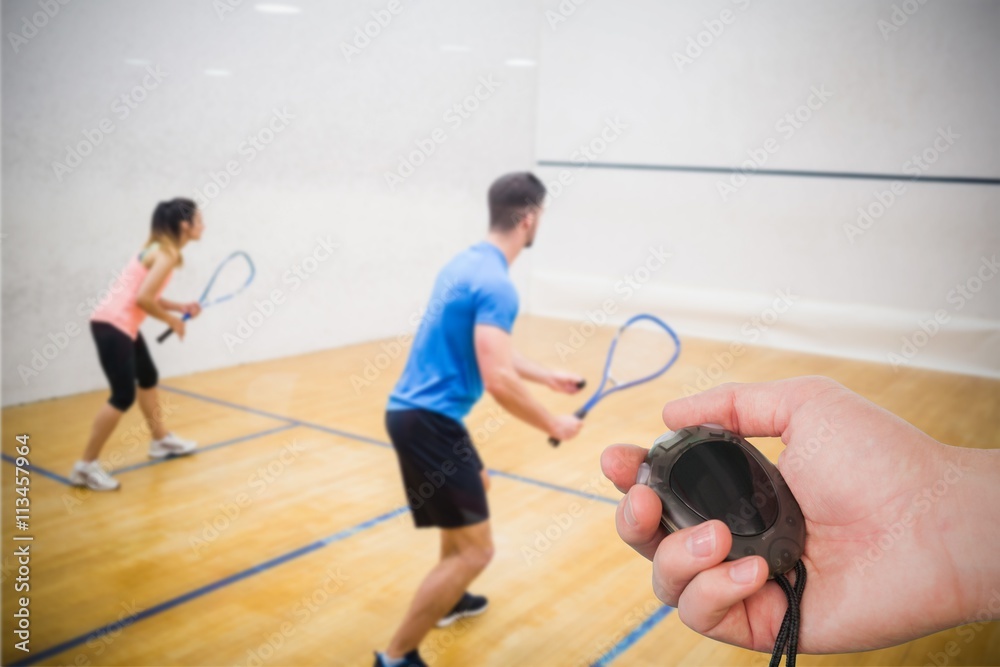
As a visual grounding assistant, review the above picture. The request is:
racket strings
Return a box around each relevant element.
[605,323,679,387]
[200,253,255,307]
[553,313,680,445]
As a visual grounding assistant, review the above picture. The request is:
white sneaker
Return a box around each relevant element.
[148,433,197,459]
[70,460,121,491]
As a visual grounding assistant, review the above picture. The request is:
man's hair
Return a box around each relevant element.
[488,172,546,231]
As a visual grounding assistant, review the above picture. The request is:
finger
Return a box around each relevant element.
[650,520,733,606]
[614,484,668,561]
[662,376,842,438]
[675,556,771,642]
[600,444,648,493]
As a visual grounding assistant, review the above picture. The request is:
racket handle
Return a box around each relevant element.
[548,408,590,447]
[155,312,192,344]
[548,382,586,445]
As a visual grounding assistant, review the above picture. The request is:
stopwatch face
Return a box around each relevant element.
[638,425,806,577]
[670,440,779,536]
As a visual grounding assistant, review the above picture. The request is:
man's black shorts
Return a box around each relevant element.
[385,408,488,529]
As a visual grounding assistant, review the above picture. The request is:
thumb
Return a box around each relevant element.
[662,376,841,438]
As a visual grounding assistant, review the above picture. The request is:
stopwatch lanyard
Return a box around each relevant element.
[769,560,807,667]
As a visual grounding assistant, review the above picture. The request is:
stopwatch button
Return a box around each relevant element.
[653,430,676,447]
[636,462,652,486]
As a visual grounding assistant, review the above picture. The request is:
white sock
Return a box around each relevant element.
[379,653,406,667]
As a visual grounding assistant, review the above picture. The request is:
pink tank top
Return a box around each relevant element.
[91,247,173,340]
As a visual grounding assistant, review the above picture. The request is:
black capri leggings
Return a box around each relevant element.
[91,321,159,411]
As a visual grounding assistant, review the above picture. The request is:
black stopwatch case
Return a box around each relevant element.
[637,425,806,578]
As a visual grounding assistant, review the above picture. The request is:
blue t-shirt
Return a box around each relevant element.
[387,242,519,422]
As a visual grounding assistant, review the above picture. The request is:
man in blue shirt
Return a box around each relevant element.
[376,172,584,667]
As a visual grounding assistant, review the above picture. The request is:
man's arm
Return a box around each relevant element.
[513,350,586,394]
[475,325,581,441]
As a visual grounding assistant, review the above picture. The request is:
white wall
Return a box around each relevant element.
[4,0,999,407]
[2,0,541,405]
[530,0,1000,377]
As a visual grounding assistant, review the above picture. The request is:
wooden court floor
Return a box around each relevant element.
[2,315,999,666]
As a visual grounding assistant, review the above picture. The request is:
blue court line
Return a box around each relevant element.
[158,384,298,424]
[0,424,301,486]
[0,453,74,486]
[159,385,391,448]
[591,605,674,667]
[111,423,299,475]
[295,419,391,449]
[160,384,620,503]
[11,505,410,667]
[489,469,618,506]
[537,159,1000,186]
[4,384,626,665]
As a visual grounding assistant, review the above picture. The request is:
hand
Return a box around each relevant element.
[549,414,583,442]
[182,302,202,319]
[168,316,186,340]
[546,370,585,394]
[601,376,998,654]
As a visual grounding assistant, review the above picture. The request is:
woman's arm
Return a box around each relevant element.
[136,250,185,336]
[159,298,202,318]
[158,298,185,312]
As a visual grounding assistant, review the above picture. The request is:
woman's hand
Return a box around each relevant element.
[181,302,202,319]
[168,316,186,340]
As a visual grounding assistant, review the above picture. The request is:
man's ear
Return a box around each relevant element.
[520,208,537,231]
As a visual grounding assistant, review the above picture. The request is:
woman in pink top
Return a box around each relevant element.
[73,198,205,491]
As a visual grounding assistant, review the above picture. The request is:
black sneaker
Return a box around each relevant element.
[436,592,489,628]
[373,650,427,667]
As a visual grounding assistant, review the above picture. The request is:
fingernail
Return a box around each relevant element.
[730,558,759,584]
[686,523,715,558]
[623,495,638,526]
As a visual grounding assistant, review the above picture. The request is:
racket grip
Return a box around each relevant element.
[156,312,192,344]
[548,408,590,448]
